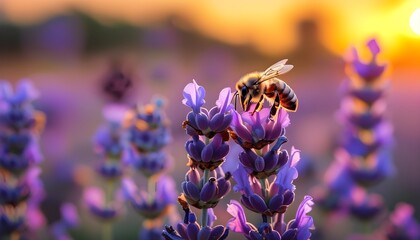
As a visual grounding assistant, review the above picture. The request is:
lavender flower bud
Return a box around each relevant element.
[182,181,200,201]
[200,178,217,202]
[185,168,201,186]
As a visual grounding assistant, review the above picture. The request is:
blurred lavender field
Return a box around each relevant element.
[1,1,420,239]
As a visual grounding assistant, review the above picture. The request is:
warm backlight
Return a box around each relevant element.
[410,8,420,35]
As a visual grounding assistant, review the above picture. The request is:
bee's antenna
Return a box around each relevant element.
[233,91,238,110]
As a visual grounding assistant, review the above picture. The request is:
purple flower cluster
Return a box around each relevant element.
[127,98,171,153]
[0,80,46,237]
[316,39,394,220]
[182,80,232,140]
[123,98,177,237]
[163,80,233,240]
[83,104,128,222]
[227,97,314,239]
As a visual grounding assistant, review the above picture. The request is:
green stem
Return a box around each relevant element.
[202,208,209,227]
[259,178,269,223]
[148,176,156,204]
[201,168,210,227]
[103,180,115,240]
[103,221,112,240]
[259,178,267,199]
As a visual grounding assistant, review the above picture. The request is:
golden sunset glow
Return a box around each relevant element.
[1,0,420,60]
[410,8,420,35]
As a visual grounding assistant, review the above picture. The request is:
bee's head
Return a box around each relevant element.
[236,73,260,112]
[240,85,251,111]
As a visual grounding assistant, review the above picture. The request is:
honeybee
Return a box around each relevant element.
[234,59,298,119]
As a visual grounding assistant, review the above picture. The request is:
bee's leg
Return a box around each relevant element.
[251,95,264,115]
[269,92,280,120]
[233,91,238,110]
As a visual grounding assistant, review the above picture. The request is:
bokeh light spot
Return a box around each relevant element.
[409,8,420,35]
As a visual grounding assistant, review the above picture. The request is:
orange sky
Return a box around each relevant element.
[1,0,420,62]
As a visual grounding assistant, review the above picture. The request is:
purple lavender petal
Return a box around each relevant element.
[287,196,315,240]
[283,191,295,205]
[195,113,209,131]
[198,226,212,240]
[227,200,252,234]
[239,151,256,170]
[177,223,188,239]
[216,114,233,132]
[61,202,79,227]
[209,113,224,131]
[216,87,234,114]
[249,194,268,213]
[207,208,217,227]
[281,229,297,240]
[265,231,281,240]
[230,110,252,142]
[0,81,13,101]
[186,168,201,185]
[183,181,200,201]
[213,143,229,160]
[268,194,284,212]
[201,144,214,163]
[232,164,253,195]
[367,38,380,56]
[275,147,300,192]
[210,225,226,239]
[216,177,231,198]
[252,112,265,140]
[12,80,39,104]
[182,80,206,113]
[187,222,200,240]
[254,156,265,172]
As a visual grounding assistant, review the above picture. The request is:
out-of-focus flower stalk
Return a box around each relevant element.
[83,104,128,240]
[123,97,177,238]
[313,39,398,238]
[0,80,46,239]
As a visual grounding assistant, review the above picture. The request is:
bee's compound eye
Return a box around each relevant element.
[241,86,248,96]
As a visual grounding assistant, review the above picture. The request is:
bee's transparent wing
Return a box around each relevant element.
[260,59,293,82]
